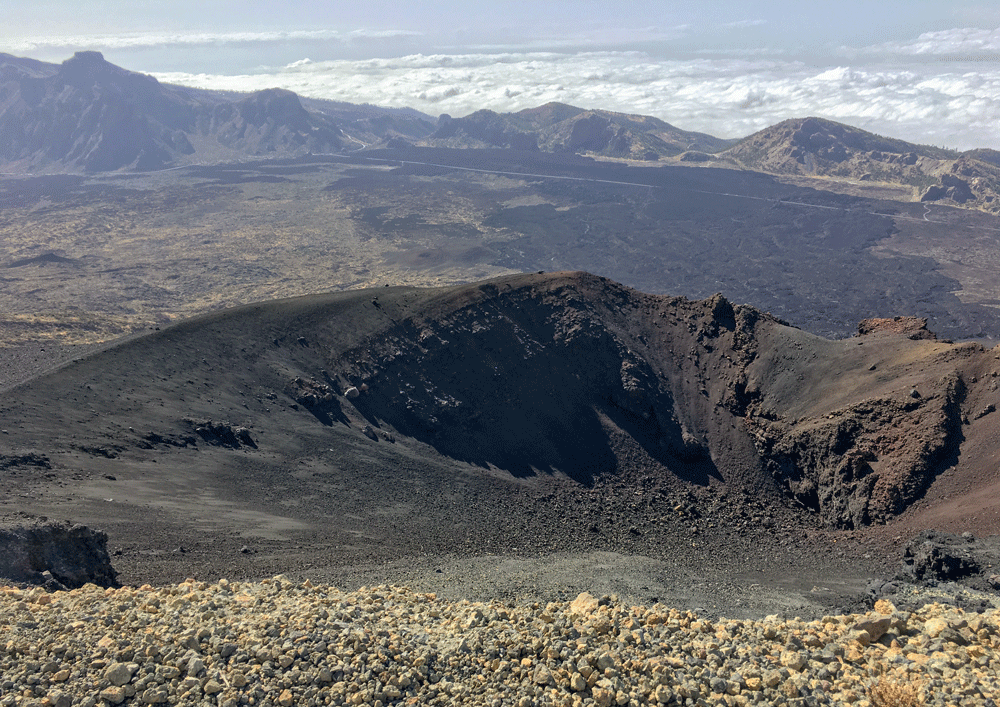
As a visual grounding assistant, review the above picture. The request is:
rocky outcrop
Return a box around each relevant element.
[187,419,256,448]
[746,374,965,528]
[288,376,337,407]
[921,174,975,204]
[901,531,982,581]
[0,452,51,470]
[0,521,118,588]
[921,171,982,206]
[857,316,937,340]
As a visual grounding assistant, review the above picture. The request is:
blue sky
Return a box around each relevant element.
[8,1,998,65]
[5,1,1000,148]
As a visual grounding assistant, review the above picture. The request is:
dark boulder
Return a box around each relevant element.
[0,521,118,588]
[901,530,980,581]
[190,419,257,448]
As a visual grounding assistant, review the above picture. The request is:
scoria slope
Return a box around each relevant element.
[1,272,998,591]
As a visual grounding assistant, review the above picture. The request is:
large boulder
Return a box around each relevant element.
[0,521,118,588]
[901,530,980,582]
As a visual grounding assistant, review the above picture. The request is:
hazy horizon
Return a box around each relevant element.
[5,1,1000,149]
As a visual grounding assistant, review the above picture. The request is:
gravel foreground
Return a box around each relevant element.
[1,578,999,707]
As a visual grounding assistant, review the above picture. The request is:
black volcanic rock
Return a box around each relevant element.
[0,520,118,588]
[902,531,981,581]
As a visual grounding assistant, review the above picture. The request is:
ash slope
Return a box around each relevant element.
[1,272,999,590]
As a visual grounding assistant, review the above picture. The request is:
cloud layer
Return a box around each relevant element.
[153,49,1000,150]
[5,29,422,53]
[858,27,1000,57]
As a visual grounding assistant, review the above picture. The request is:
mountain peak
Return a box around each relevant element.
[237,88,310,128]
[66,50,107,64]
[60,50,111,75]
[57,49,151,90]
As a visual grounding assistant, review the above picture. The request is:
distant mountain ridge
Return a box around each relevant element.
[3,52,1000,213]
[0,51,434,173]
[422,102,735,160]
[721,117,1000,212]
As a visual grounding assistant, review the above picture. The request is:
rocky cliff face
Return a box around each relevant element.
[0,51,200,172]
[745,375,965,528]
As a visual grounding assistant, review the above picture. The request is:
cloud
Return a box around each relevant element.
[852,26,1000,58]
[724,19,768,29]
[2,29,421,54]
[151,50,1000,150]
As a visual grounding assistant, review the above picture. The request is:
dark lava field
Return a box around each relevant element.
[4,148,1000,351]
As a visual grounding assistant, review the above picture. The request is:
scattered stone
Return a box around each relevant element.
[104,662,137,687]
[2,579,990,707]
[345,386,360,399]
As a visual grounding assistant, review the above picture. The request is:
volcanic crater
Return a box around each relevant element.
[2,272,999,614]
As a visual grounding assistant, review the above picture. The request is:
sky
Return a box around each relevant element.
[4,1,1000,149]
